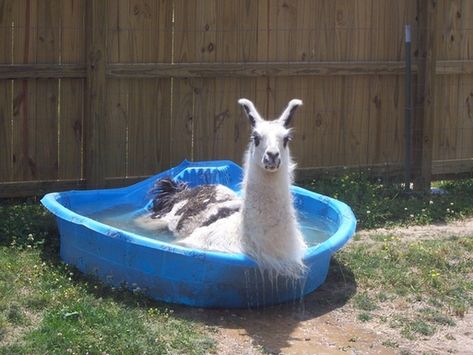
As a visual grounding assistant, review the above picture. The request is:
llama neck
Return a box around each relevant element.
[240,153,296,231]
[243,160,292,201]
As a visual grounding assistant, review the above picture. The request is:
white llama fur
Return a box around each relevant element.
[135,98,307,278]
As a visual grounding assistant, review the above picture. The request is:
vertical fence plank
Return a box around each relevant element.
[105,0,128,179]
[127,0,172,177]
[433,75,459,161]
[194,0,236,161]
[192,0,216,161]
[127,0,151,176]
[343,76,372,168]
[59,0,85,180]
[0,0,13,182]
[235,0,261,163]
[266,0,330,168]
[35,0,60,180]
[155,0,173,170]
[172,0,197,164]
[85,0,106,187]
[368,75,405,166]
[212,0,245,162]
[11,0,37,181]
[413,0,438,191]
[434,0,473,167]
[433,0,460,165]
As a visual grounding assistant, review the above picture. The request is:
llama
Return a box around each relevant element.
[135,98,307,278]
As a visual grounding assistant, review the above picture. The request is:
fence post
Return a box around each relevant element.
[404,24,413,191]
[84,0,106,188]
[413,0,438,192]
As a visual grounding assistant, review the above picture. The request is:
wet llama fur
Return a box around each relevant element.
[135,98,307,278]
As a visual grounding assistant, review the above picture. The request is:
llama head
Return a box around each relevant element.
[238,98,302,173]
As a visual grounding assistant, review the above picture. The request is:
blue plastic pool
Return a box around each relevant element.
[41,160,356,308]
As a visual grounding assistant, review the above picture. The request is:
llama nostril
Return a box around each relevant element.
[266,151,280,162]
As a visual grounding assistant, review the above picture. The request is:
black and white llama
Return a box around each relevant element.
[136,99,307,278]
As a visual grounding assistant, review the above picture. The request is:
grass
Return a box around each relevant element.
[335,234,473,340]
[1,176,473,351]
[302,175,473,342]
[302,174,473,229]
[0,199,215,354]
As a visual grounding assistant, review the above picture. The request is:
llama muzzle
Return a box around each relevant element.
[263,150,281,171]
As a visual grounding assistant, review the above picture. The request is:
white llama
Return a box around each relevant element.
[135,98,307,278]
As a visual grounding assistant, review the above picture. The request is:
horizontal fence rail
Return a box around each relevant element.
[1,60,473,80]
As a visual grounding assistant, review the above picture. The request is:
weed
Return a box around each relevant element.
[382,339,399,348]
[377,292,389,302]
[403,319,436,337]
[6,304,27,326]
[357,312,372,322]
[353,292,377,311]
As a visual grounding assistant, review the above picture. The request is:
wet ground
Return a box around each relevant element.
[174,218,473,354]
[176,262,393,354]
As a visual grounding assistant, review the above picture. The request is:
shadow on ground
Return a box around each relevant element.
[174,258,357,354]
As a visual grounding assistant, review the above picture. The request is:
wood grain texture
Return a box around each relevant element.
[3,0,473,196]
[433,1,473,173]
[171,0,198,164]
[436,0,473,61]
[105,0,128,178]
[0,0,13,182]
[126,0,172,176]
[11,0,37,181]
[35,0,61,180]
[59,0,85,179]
[0,64,85,78]
[6,60,473,79]
[85,0,107,186]
[106,61,412,78]
[413,0,439,191]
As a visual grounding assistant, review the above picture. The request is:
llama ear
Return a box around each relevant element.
[279,99,303,128]
[238,98,262,127]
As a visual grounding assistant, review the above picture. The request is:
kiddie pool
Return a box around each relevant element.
[41,160,356,308]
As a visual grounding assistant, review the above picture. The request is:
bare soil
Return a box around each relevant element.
[176,218,473,355]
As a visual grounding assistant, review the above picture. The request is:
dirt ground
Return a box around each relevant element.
[176,218,473,355]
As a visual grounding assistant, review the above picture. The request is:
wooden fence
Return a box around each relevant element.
[0,0,473,197]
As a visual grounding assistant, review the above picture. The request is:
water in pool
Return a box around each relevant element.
[88,204,334,248]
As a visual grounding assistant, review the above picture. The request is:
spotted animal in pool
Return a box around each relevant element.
[138,178,241,239]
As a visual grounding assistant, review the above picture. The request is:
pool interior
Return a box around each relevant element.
[85,202,337,249]
[55,161,342,252]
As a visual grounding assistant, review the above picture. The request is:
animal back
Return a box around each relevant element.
[151,182,241,237]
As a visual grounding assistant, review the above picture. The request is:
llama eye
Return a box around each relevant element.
[252,133,261,146]
[283,135,292,148]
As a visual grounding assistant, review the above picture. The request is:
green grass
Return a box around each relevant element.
[302,175,473,229]
[314,176,473,341]
[336,234,473,340]
[0,199,215,354]
[2,177,473,350]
